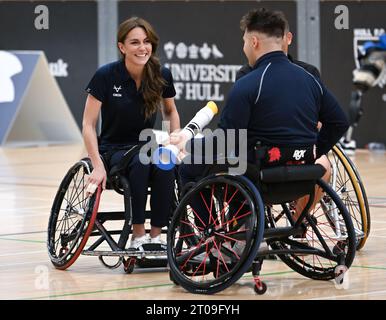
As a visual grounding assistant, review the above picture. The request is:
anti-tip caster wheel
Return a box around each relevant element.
[254,279,267,295]
[123,257,136,274]
[334,265,348,285]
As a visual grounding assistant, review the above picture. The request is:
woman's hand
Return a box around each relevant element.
[86,165,106,197]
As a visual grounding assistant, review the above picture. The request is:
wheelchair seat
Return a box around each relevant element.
[197,157,326,205]
[259,164,326,205]
[108,145,142,177]
[100,145,142,194]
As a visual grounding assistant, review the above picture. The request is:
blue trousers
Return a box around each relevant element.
[109,150,175,228]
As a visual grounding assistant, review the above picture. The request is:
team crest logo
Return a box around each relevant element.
[113,85,122,97]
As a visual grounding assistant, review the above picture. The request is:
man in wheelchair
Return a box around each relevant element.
[173,8,349,221]
[166,8,351,294]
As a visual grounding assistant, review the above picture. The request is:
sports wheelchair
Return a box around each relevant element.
[47,145,179,273]
[167,147,357,295]
[329,144,370,250]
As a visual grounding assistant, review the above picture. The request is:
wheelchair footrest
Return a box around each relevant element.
[82,249,167,259]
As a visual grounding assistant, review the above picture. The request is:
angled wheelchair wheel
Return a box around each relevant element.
[47,159,101,270]
[167,174,265,294]
[269,179,356,281]
[330,144,370,250]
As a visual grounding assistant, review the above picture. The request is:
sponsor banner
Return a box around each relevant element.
[0,1,98,128]
[119,0,297,129]
[0,51,81,146]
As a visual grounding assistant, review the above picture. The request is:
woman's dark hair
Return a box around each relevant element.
[117,17,166,119]
[240,8,288,38]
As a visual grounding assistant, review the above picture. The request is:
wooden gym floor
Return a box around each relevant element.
[0,144,385,300]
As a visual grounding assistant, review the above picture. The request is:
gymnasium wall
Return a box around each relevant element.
[0,0,385,147]
[320,1,386,147]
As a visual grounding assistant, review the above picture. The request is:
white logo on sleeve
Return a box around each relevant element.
[293,149,306,160]
[0,51,23,103]
[113,85,122,97]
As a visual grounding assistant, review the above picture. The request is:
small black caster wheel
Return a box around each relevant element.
[124,258,136,274]
[254,281,267,295]
[169,271,179,286]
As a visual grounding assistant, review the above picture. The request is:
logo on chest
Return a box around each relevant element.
[113,85,122,97]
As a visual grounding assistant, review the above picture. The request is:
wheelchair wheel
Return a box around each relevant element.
[47,159,101,270]
[330,144,370,250]
[167,174,265,294]
[269,179,356,281]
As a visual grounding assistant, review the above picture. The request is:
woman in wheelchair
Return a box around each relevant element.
[82,17,180,251]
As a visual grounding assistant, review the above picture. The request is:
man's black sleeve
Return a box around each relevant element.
[294,60,321,78]
[236,64,253,81]
[317,85,349,157]
[287,54,321,78]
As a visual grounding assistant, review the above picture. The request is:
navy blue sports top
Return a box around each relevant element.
[219,51,349,157]
[86,60,176,146]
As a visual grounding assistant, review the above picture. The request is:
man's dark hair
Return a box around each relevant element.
[240,8,288,38]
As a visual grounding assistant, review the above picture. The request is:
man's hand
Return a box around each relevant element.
[169,129,189,153]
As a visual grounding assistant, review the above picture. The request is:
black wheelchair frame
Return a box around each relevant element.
[167,161,357,295]
[47,145,179,273]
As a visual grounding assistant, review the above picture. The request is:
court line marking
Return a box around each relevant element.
[0,195,56,201]
[16,264,386,300]
[0,237,45,244]
[0,213,50,218]
[310,289,386,300]
[0,250,46,257]
[20,270,296,300]
[0,260,48,268]
[368,196,386,200]
[0,231,46,237]
[368,227,386,232]
[351,265,386,271]
[0,160,78,168]
[369,235,386,239]
[0,181,58,188]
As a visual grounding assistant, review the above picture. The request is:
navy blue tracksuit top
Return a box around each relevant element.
[218,51,349,158]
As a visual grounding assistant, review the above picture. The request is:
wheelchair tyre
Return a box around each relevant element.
[330,145,370,250]
[167,174,265,294]
[270,179,356,281]
[47,159,101,270]
[169,270,179,286]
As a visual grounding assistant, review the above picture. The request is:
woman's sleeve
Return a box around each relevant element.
[161,66,176,98]
[85,66,109,103]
